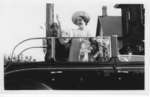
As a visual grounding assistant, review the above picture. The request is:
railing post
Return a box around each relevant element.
[45,3,55,62]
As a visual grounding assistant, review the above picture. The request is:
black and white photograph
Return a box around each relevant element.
[1,0,146,91]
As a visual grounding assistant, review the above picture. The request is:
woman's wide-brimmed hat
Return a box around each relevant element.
[72,11,90,25]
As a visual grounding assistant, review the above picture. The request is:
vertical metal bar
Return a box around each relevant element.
[46,3,55,61]
[111,35,118,58]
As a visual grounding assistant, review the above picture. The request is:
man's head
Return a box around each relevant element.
[49,23,59,37]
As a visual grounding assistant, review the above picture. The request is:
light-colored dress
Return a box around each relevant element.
[69,29,93,37]
[61,28,94,37]
[65,28,93,62]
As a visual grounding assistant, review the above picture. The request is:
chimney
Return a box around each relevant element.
[102,6,107,16]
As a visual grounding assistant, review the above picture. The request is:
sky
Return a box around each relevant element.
[0,0,146,61]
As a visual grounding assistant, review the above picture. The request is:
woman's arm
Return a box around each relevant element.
[56,14,62,37]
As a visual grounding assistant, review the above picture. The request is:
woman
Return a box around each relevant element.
[67,11,93,61]
[56,11,93,62]
[56,11,92,37]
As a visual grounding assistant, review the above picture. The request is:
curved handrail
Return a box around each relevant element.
[6,46,48,71]
[11,37,51,61]
[18,46,47,57]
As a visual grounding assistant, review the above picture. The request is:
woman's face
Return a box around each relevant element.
[76,17,86,28]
